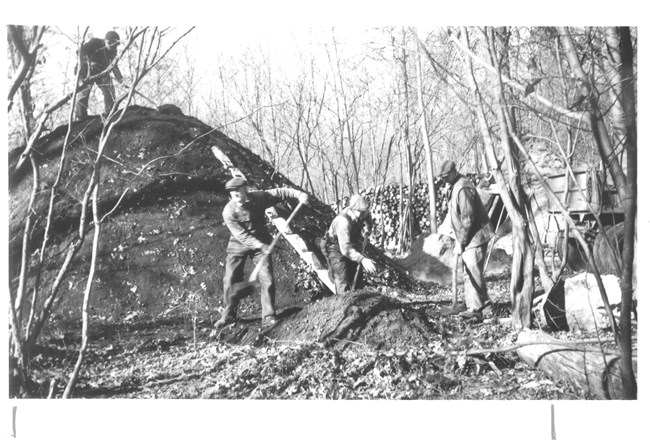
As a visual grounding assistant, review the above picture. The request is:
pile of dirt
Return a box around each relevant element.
[8,105,423,350]
[214,289,438,350]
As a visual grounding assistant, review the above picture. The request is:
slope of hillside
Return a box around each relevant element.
[8,105,418,343]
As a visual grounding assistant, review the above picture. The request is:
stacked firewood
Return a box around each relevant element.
[332,179,447,252]
[334,175,488,253]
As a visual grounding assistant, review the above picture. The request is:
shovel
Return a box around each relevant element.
[451,250,459,305]
[228,201,305,301]
[352,232,368,290]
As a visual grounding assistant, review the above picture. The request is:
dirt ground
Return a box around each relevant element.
[27,273,594,400]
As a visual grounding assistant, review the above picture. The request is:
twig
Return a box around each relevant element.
[487,360,502,376]
[447,30,588,124]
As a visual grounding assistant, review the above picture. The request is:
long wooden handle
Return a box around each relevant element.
[451,250,459,305]
[249,201,305,281]
[352,232,368,289]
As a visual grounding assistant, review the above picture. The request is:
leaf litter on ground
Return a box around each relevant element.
[29,285,596,400]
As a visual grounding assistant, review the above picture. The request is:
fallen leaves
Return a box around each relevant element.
[27,278,598,401]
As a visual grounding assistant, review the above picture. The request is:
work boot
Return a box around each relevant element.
[482,303,495,318]
[214,315,235,330]
[459,309,483,322]
[261,315,278,330]
[481,303,499,324]
[440,302,467,316]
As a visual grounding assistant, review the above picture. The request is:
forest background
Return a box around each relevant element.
[4,0,649,444]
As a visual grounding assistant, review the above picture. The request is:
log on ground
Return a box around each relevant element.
[516,329,635,400]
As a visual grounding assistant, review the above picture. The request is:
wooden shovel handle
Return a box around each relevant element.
[451,250,459,305]
[249,201,305,281]
[352,232,368,289]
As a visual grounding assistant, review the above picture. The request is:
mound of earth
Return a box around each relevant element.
[9,105,421,350]
[215,289,438,350]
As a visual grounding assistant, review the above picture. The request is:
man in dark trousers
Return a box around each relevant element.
[438,160,495,320]
[74,30,123,120]
[216,177,309,330]
[322,194,377,293]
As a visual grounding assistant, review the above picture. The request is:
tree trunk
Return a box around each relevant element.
[416,48,438,234]
[606,26,637,400]
[556,27,627,203]
[399,29,414,251]
[458,27,535,328]
[63,184,102,398]
[488,28,536,327]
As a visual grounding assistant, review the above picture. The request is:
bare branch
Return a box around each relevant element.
[7,25,46,111]
[448,30,587,123]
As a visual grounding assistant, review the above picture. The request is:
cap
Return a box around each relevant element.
[225,177,248,191]
[439,160,456,177]
[349,194,369,212]
[105,31,120,43]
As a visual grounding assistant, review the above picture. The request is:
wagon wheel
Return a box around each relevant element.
[554,230,588,272]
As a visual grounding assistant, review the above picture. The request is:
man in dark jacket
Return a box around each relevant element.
[322,194,377,293]
[74,30,123,119]
[216,177,309,330]
[439,160,495,320]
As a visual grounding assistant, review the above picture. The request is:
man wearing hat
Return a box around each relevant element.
[322,194,377,293]
[74,30,124,120]
[438,160,494,320]
[216,177,309,330]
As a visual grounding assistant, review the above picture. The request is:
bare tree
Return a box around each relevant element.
[413,30,438,234]
[8,26,194,397]
[600,26,636,399]
[7,26,47,144]
[455,27,534,328]
[443,25,636,396]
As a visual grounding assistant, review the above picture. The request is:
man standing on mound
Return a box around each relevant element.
[438,161,494,321]
[75,30,124,119]
[216,177,309,330]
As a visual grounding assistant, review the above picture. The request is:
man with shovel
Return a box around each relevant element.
[215,177,309,330]
[438,161,494,321]
[322,194,377,293]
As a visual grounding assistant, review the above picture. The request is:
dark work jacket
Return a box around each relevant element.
[78,38,118,78]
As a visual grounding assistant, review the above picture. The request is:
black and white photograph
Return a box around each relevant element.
[4,1,647,443]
